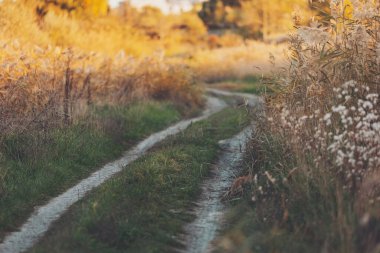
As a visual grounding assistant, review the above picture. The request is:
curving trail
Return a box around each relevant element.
[0,89,261,253]
[0,96,227,253]
[206,88,263,108]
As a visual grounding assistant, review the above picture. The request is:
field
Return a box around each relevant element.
[0,0,379,253]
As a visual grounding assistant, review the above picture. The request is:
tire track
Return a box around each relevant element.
[0,96,227,253]
[181,90,261,253]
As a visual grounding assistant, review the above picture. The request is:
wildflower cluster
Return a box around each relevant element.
[321,81,379,185]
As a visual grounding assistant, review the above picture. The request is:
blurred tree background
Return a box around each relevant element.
[33,0,108,18]
[198,0,311,39]
[4,0,318,56]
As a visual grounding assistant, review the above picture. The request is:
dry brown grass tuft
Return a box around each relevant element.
[0,45,202,136]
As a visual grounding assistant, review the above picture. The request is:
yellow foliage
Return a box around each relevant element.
[83,0,108,15]
[0,1,206,134]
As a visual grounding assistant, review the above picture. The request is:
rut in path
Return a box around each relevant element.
[181,127,253,253]
[181,89,261,253]
[0,96,227,253]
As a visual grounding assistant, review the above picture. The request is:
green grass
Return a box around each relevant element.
[208,75,272,95]
[29,106,250,253]
[0,101,181,239]
[234,76,271,95]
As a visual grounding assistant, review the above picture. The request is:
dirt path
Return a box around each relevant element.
[181,89,261,253]
[0,97,227,253]
[207,88,263,107]
[0,89,261,253]
[181,127,253,253]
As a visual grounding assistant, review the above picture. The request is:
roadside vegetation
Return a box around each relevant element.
[217,1,380,253]
[29,106,250,253]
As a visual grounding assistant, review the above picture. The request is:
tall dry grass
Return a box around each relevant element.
[0,1,203,137]
[0,43,202,135]
[259,0,380,251]
[275,0,379,192]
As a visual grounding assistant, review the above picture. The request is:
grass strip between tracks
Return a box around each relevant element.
[30,106,250,253]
